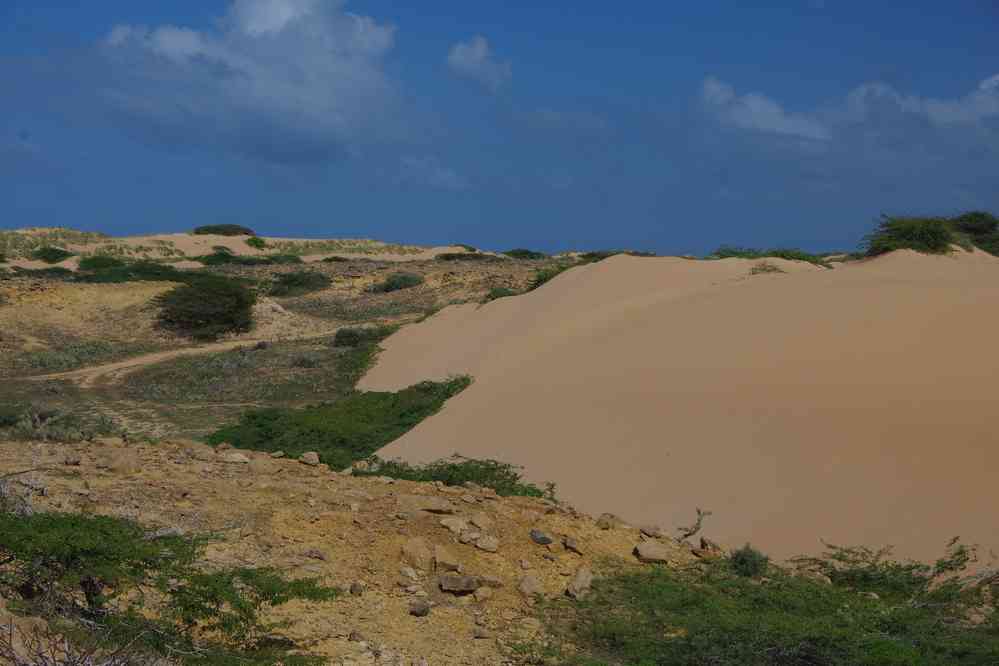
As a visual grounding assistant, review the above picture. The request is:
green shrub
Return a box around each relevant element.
[19,340,115,372]
[503,248,547,260]
[729,544,769,577]
[245,236,267,250]
[76,260,188,284]
[208,377,471,469]
[369,272,424,293]
[196,252,303,267]
[538,539,999,666]
[712,246,831,267]
[864,216,955,256]
[0,510,336,664]
[332,325,396,347]
[321,255,350,263]
[192,224,255,236]
[31,246,75,264]
[268,271,332,297]
[77,255,126,271]
[454,243,478,252]
[8,266,74,280]
[973,232,999,257]
[358,456,548,497]
[0,252,7,263]
[436,252,502,262]
[529,264,573,290]
[483,287,519,302]
[952,211,998,237]
[156,277,256,341]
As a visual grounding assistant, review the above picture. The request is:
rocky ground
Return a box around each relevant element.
[0,437,697,665]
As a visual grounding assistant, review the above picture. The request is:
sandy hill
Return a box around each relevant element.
[360,249,999,562]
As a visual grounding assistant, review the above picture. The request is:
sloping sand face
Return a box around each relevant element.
[361,251,999,561]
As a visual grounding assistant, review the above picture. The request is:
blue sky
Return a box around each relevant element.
[3,1,998,254]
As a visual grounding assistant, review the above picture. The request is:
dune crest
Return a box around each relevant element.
[362,251,999,561]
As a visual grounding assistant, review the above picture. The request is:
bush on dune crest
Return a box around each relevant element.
[356,456,551,498]
[864,216,955,256]
[192,224,255,236]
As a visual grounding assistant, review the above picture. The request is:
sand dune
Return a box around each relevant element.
[361,250,999,561]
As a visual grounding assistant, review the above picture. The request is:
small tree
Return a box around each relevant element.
[32,247,75,264]
[156,277,256,341]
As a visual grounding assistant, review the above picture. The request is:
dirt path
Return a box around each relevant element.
[26,335,330,389]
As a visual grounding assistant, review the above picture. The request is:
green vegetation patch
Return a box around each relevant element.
[77,255,126,271]
[195,251,303,267]
[0,510,336,665]
[483,286,520,302]
[358,456,549,497]
[156,276,257,341]
[192,224,255,236]
[333,325,398,348]
[208,376,471,469]
[268,270,333,297]
[436,252,504,262]
[864,216,955,257]
[245,236,267,250]
[369,271,425,293]
[503,248,548,260]
[533,540,999,666]
[712,246,832,267]
[31,246,75,264]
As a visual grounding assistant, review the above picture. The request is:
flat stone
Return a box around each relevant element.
[634,540,673,564]
[434,545,462,573]
[401,537,433,571]
[300,452,321,466]
[475,535,500,553]
[562,536,583,555]
[640,524,666,539]
[470,512,493,530]
[529,529,554,545]
[518,574,544,598]
[439,574,481,594]
[440,517,469,534]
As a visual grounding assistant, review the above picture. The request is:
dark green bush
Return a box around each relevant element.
[952,211,999,237]
[358,456,548,497]
[156,277,256,341]
[729,544,769,577]
[436,252,502,262]
[195,252,303,267]
[529,264,572,290]
[268,271,332,297]
[192,224,255,236]
[540,539,999,666]
[369,272,424,293]
[9,266,74,280]
[245,236,267,250]
[503,248,547,260]
[0,252,7,263]
[31,246,75,264]
[483,287,519,302]
[864,216,955,256]
[321,255,350,263]
[76,260,188,284]
[973,232,999,257]
[208,377,471,469]
[0,510,336,664]
[332,325,396,347]
[77,255,126,271]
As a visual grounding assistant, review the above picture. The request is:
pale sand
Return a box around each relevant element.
[360,250,999,561]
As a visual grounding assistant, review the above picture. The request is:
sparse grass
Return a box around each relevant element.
[0,404,122,442]
[504,248,548,260]
[267,238,423,256]
[287,297,433,322]
[532,539,999,666]
[13,341,115,373]
[192,224,255,236]
[712,246,832,267]
[358,456,549,498]
[321,255,350,263]
[368,272,424,293]
[750,260,785,275]
[268,270,332,297]
[0,228,108,259]
[31,246,75,264]
[454,243,478,252]
[864,216,955,257]
[208,376,471,469]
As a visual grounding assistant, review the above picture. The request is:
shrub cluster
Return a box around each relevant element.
[268,270,332,297]
[368,272,424,293]
[31,246,75,264]
[864,216,955,256]
[357,456,550,498]
[482,286,519,302]
[192,224,255,236]
[77,255,126,271]
[712,246,832,267]
[195,251,302,267]
[245,236,267,250]
[503,248,548,260]
[155,276,257,341]
[332,325,397,347]
[208,377,471,469]
[436,252,503,262]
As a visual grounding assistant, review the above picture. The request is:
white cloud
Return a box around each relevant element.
[846,74,999,126]
[398,155,468,191]
[447,36,511,93]
[101,0,397,163]
[701,77,831,140]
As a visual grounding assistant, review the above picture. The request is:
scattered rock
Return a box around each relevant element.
[475,535,500,553]
[349,630,365,642]
[640,524,666,539]
[63,453,82,466]
[566,566,593,599]
[433,545,462,573]
[300,452,321,466]
[596,513,625,530]
[472,625,492,639]
[470,512,493,530]
[270,450,286,459]
[397,494,456,515]
[519,558,532,570]
[214,442,233,452]
[518,574,544,598]
[401,538,433,571]
[440,517,469,535]
[349,581,365,596]
[473,587,493,603]
[459,530,481,545]
[562,536,583,555]
[529,529,553,545]
[303,548,327,561]
[408,599,431,617]
[634,540,673,564]
[439,574,481,594]
[221,452,251,464]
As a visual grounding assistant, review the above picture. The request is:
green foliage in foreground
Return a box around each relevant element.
[357,456,549,497]
[208,377,471,469]
[31,246,75,264]
[192,224,255,236]
[0,510,336,665]
[535,540,999,666]
[156,276,257,341]
[268,270,332,297]
[369,271,424,293]
[712,246,833,267]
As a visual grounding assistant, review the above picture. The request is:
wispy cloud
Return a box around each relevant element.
[701,77,831,141]
[447,35,511,93]
[398,155,468,191]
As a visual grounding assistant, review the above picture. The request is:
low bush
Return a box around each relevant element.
[208,377,471,469]
[0,405,121,442]
[0,252,7,263]
[17,340,115,372]
[268,271,332,297]
[483,286,519,302]
[729,544,769,577]
[77,255,126,271]
[358,456,550,498]
[332,325,396,348]
[321,255,350,263]
[0,510,337,664]
[192,224,255,236]
[195,251,303,267]
[245,236,267,250]
[529,264,573,290]
[369,272,424,293]
[578,249,656,262]
[503,248,547,260]
[712,246,831,267]
[952,211,999,237]
[155,276,256,341]
[864,216,955,256]
[537,539,999,665]
[436,252,503,262]
[31,246,75,264]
